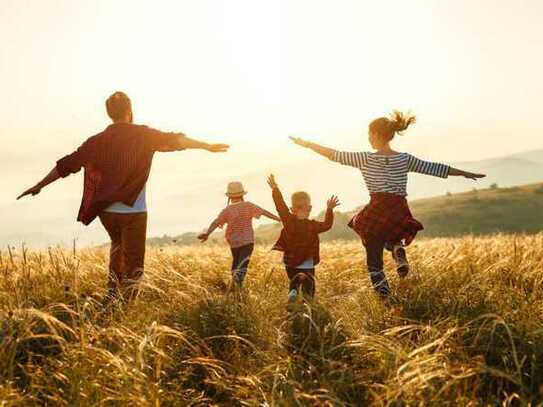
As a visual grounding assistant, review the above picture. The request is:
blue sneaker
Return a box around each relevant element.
[288,289,298,303]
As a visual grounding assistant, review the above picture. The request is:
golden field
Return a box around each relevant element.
[1,235,543,406]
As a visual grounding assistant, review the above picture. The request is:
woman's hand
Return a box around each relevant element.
[327,195,341,210]
[267,174,278,189]
[289,136,310,148]
[449,167,486,180]
[290,137,335,160]
[197,233,209,242]
[464,171,486,180]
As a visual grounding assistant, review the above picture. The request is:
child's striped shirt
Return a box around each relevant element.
[333,151,450,196]
[216,201,265,248]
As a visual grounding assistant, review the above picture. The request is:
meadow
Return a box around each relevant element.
[1,235,543,406]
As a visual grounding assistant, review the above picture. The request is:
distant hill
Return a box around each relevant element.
[408,182,543,236]
[150,182,543,246]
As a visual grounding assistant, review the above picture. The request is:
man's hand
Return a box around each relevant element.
[289,136,310,148]
[205,143,230,153]
[197,233,209,243]
[16,167,61,201]
[327,195,341,210]
[267,174,278,189]
[17,185,42,200]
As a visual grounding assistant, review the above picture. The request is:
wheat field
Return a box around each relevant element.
[1,235,542,406]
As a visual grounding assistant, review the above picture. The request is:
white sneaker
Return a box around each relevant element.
[288,289,298,303]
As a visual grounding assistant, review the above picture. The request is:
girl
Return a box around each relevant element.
[290,111,485,297]
[198,181,280,287]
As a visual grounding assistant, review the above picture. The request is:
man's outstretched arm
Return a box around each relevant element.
[17,167,61,200]
[154,132,229,153]
[178,135,229,152]
[18,141,87,200]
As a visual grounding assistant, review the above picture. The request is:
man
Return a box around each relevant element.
[17,91,229,302]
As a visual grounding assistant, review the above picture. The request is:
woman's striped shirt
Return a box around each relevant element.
[333,151,450,196]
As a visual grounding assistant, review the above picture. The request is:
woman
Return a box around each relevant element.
[290,111,485,297]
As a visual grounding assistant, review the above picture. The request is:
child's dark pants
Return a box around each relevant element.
[230,244,254,285]
[286,267,315,298]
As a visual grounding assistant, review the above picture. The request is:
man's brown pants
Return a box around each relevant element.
[99,212,147,301]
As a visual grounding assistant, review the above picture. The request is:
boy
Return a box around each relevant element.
[267,174,340,302]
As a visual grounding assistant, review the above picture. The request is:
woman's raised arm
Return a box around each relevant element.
[290,137,335,160]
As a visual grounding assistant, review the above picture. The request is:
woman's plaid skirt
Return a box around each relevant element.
[348,192,423,245]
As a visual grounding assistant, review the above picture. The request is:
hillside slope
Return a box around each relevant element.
[410,183,543,236]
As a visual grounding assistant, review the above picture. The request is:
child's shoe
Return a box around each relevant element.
[288,289,298,303]
[392,244,409,277]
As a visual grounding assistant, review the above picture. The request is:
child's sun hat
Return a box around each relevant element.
[225,182,247,198]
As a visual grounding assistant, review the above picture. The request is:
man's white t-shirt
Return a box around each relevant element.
[297,258,315,269]
[104,185,147,213]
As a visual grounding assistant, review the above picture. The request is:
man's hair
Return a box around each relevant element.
[291,191,311,207]
[106,91,132,122]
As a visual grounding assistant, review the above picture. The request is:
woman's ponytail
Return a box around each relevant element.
[389,110,416,135]
[369,110,416,143]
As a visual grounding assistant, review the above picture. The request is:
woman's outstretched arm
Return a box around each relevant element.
[290,137,335,160]
[448,167,486,180]
[407,155,485,180]
[291,136,368,169]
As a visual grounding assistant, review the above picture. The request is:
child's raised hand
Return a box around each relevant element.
[327,195,341,210]
[197,233,209,243]
[289,136,310,148]
[267,174,278,189]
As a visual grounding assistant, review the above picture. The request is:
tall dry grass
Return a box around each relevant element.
[0,235,543,406]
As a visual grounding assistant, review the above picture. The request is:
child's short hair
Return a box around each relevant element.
[291,191,311,207]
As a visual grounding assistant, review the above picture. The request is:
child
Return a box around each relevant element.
[290,111,485,297]
[198,181,280,287]
[267,174,340,302]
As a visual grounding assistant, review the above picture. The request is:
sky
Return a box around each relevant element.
[1,0,543,247]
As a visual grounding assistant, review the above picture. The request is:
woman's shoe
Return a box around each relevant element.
[392,244,409,277]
